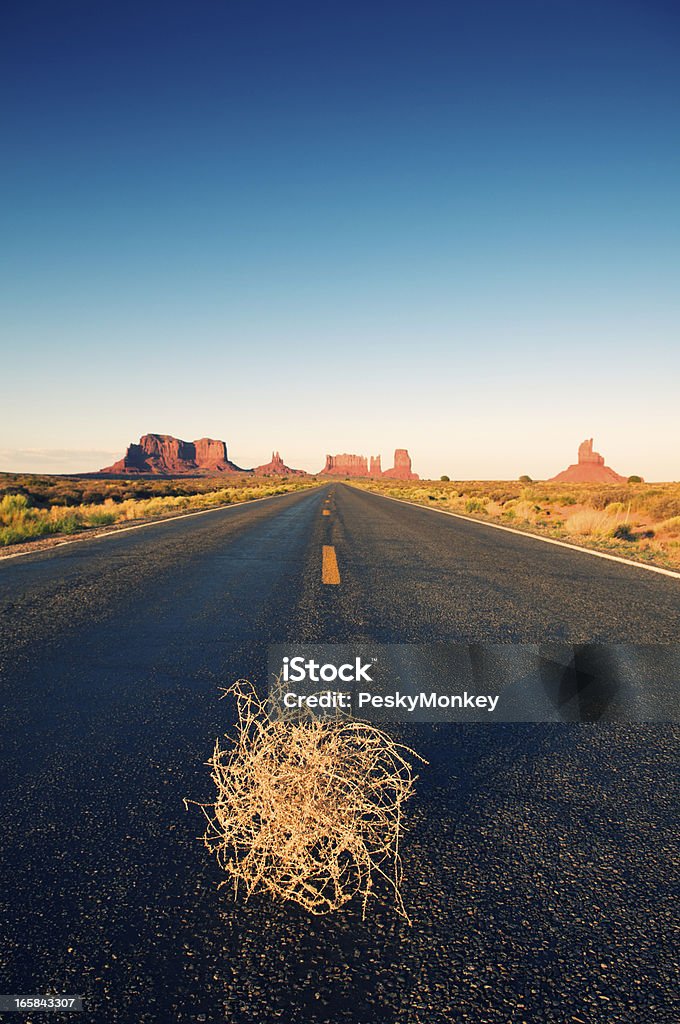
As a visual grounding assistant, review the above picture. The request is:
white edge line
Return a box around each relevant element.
[353,486,680,580]
[0,486,323,563]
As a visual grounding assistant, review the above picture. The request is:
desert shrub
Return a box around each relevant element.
[0,494,48,543]
[0,493,31,520]
[564,510,615,536]
[506,499,535,521]
[488,489,518,504]
[55,490,83,507]
[605,502,626,515]
[590,487,632,510]
[465,498,486,514]
[440,475,450,482]
[81,489,105,505]
[0,526,23,545]
[612,523,636,541]
[85,510,118,527]
[655,516,680,536]
[211,489,233,505]
[645,495,680,520]
[627,475,643,484]
[187,681,424,921]
[2,521,49,544]
[519,474,532,483]
[50,510,84,534]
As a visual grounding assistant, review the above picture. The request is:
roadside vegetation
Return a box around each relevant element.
[0,474,318,549]
[353,479,680,571]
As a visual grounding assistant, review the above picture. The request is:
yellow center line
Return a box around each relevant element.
[321,545,341,585]
[322,509,330,516]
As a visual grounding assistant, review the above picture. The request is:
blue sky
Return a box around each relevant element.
[1,0,678,478]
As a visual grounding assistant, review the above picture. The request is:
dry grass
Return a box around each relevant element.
[186,681,425,922]
[563,509,625,536]
[656,515,680,537]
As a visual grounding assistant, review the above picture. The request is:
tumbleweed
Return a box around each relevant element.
[186,680,425,920]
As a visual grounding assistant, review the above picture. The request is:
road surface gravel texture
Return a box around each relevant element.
[1,484,678,1023]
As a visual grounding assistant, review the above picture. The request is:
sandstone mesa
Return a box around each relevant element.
[101,434,246,475]
[320,449,418,480]
[100,435,417,478]
[101,435,306,476]
[98,434,641,484]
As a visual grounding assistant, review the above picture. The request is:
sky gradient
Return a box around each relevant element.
[1,0,678,479]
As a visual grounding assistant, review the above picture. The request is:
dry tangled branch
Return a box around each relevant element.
[186,680,425,921]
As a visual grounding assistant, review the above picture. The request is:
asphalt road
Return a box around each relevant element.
[1,483,678,1023]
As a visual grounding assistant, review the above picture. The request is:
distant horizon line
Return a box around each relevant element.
[1,468,676,485]
[0,432,674,482]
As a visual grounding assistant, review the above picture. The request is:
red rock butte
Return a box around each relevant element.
[549,438,627,483]
[101,434,247,475]
[320,449,418,480]
[253,451,306,476]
